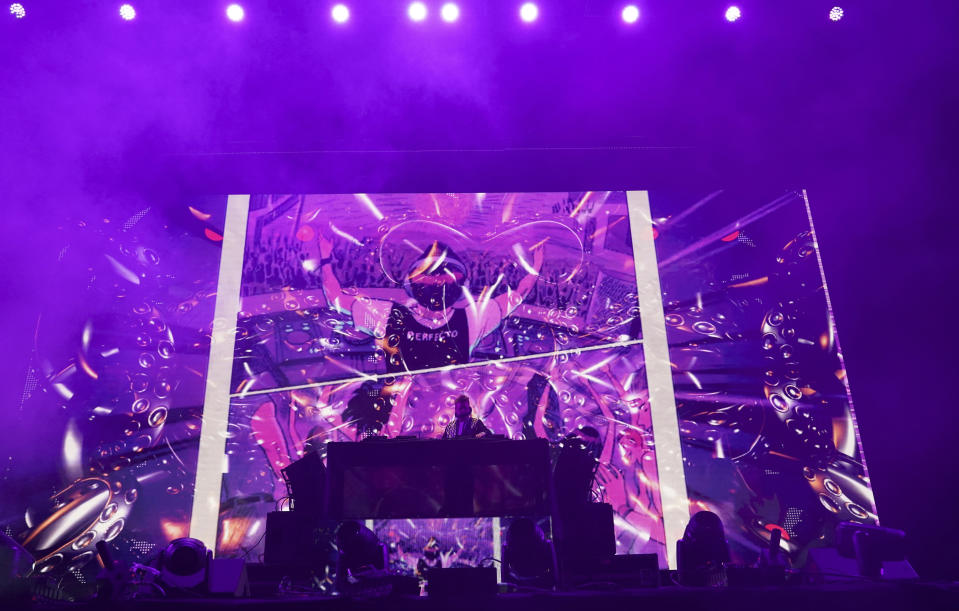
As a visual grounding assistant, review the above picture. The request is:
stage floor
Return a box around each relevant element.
[28,581,959,611]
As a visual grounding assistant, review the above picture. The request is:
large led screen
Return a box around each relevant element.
[3,189,877,585]
[217,193,668,569]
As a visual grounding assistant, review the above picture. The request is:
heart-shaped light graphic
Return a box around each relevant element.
[376,219,584,287]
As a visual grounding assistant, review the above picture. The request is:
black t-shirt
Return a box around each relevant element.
[384,303,470,372]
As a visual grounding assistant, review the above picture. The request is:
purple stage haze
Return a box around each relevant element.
[0,0,958,582]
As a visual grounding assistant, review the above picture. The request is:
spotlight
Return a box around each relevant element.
[519,2,538,23]
[226,3,244,22]
[724,6,741,22]
[158,538,210,589]
[676,511,730,586]
[9,3,25,18]
[119,4,135,20]
[440,2,459,22]
[331,3,349,23]
[829,6,844,21]
[621,5,639,24]
[408,1,427,22]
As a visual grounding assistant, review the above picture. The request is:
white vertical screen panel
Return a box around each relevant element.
[189,194,250,551]
[626,190,688,568]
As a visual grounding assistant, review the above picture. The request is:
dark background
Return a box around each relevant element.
[1,0,957,578]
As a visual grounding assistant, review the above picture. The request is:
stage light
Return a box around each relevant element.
[408,1,427,21]
[332,3,349,23]
[119,4,135,20]
[519,2,538,23]
[724,6,741,22]
[226,3,244,22]
[677,511,731,587]
[159,538,210,589]
[622,5,640,24]
[9,3,25,18]
[829,6,844,21]
[440,2,459,22]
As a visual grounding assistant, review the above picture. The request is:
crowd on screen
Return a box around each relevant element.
[240,233,313,295]
[241,232,595,311]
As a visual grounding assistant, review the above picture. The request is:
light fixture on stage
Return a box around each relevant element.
[829,6,844,22]
[725,5,741,22]
[156,537,249,596]
[9,3,25,18]
[332,3,349,24]
[226,3,245,23]
[158,537,210,589]
[408,1,427,22]
[119,4,135,21]
[676,510,730,586]
[622,5,640,24]
[519,2,539,23]
[440,2,460,23]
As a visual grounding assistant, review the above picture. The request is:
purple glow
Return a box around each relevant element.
[226,3,244,22]
[724,5,741,22]
[440,2,460,23]
[119,4,136,21]
[9,2,25,18]
[829,6,844,22]
[621,5,640,24]
[331,3,349,23]
[408,1,427,22]
[519,2,538,23]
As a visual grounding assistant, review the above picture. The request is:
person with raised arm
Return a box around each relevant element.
[316,229,545,373]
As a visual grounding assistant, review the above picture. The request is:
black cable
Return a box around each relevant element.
[240,529,268,560]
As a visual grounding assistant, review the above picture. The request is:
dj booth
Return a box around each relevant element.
[323,438,550,519]
[266,438,553,594]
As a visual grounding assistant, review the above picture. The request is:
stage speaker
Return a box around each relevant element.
[281,452,327,517]
[552,440,598,514]
[558,502,615,558]
[835,521,912,578]
[808,546,917,580]
[502,518,556,587]
[563,553,660,588]
[425,567,497,597]
[595,554,660,587]
[246,563,328,597]
[555,503,616,583]
[0,532,34,600]
[726,565,785,587]
[264,511,336,567]
[208,558,250,597]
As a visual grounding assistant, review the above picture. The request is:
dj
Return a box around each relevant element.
[442,395,492,439]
